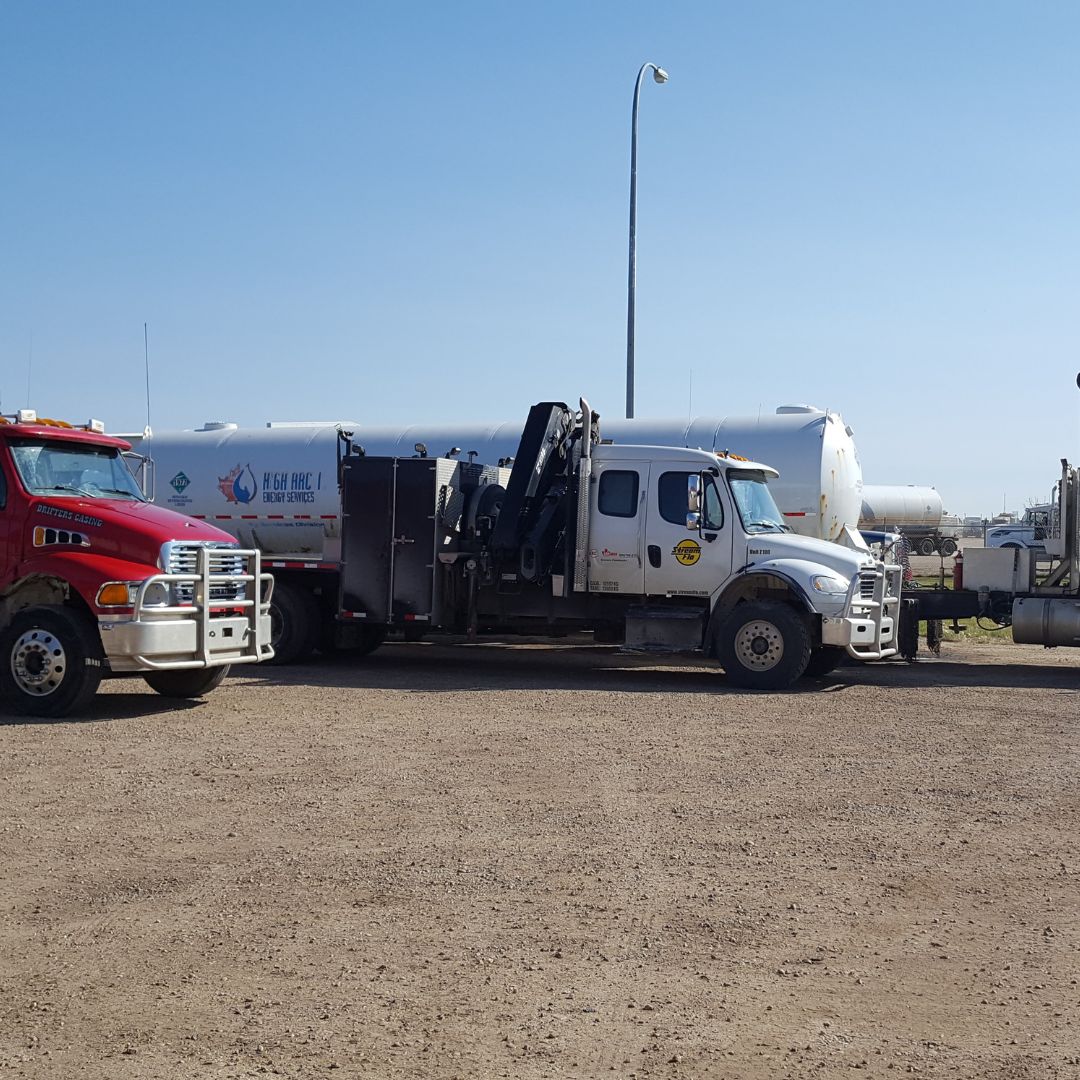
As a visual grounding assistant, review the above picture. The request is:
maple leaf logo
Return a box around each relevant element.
[218,464,257,504]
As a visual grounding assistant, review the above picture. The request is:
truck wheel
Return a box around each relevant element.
[0,606,104,719]
[917,537,937,556]
[939,538,958,557]
[268,582,320,664]
[802,645,846,678]
[144,666,229,698]
[355,625,387,657]
[716,601,811,690]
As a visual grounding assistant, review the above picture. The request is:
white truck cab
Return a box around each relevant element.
[987,504,1052,551]
[585,444,900,683]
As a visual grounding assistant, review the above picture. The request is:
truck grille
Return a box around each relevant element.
[161,542,247,604]
[858,570,877,600]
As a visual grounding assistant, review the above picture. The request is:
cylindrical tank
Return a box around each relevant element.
[135,403,865,556]
[859,485,944,530]
[355,404,864,541]
[141,421,359,560]
[1012,598,1080,646]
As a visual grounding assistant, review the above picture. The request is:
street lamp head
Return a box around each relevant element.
[652,66,669,84]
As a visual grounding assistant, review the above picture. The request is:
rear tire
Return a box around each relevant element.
[144,666,230,699]
[716,601,811,690]
[268,581,320,664]
[917,536,937,556]
[0,606,103,719]
[802,645,846,678]
[939,538,958,557]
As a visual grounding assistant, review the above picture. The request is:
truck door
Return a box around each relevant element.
[587,459,647,595]
[644,467,732,597]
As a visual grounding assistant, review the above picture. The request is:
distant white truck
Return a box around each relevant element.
[986,504,1053,551]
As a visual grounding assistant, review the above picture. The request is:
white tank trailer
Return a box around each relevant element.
[859,484,958,556]
[129,404,912,661]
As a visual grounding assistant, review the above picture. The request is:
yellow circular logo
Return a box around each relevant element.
[673,539,701,566]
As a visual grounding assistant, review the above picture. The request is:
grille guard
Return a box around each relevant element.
[125,547,274,669]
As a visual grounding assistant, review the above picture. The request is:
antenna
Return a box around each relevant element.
[688,367,693,424]
[143,322,152,435]
[25,330,32,407]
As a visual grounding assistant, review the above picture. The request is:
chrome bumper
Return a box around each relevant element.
[98,548,274,672]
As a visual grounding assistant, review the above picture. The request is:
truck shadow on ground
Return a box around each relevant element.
[0,688,205,726]
[236,642,1079,697]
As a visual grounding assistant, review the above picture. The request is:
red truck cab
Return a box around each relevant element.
[0,411,273,717]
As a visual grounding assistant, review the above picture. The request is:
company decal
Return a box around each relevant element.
[38,504,103,529]
[596,547,636,563]
[215,465,325,506]
[218,464,259,505]
[672,539,701,566]
[170,471,191,494]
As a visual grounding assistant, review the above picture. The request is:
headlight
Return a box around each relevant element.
[141,582,171,607]
[811,573,851,596]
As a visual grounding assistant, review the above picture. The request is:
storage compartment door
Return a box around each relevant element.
[339,458,396,621]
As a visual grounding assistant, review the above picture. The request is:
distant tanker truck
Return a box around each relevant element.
[859,484,959,556]
[130,404,881,662]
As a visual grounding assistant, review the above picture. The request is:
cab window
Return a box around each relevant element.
[659,471,723,529]
[598,470,639,517]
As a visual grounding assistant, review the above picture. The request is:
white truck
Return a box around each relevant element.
[986,504,1053,551]
[334,398,901,689]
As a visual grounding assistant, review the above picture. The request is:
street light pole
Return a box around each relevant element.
[626,61,668,420]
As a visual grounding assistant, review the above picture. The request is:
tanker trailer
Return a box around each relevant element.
[859,484,955,555]
[132,405,865,663]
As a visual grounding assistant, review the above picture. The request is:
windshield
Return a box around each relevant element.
[728,470,788,533]
[10,439,145,500]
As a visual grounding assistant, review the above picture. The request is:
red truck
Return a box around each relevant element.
[0,410,273,718]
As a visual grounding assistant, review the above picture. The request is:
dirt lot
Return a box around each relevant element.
[1,639,1077,1080]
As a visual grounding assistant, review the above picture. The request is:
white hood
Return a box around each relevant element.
[742,531,872,581]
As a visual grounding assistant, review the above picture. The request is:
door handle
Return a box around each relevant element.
[647,544,661,568]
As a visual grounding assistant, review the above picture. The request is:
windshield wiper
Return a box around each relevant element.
[96,487,142,499]
[45,483,95,497]
[744,520,788,533]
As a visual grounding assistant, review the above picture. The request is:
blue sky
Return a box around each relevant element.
[2,1,1078,514]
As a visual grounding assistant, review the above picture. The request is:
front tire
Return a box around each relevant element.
[144,666,230,699]
[716,601,811,690]
[0,606,104,718]
[268,581,320,664]
[802,645,846,678]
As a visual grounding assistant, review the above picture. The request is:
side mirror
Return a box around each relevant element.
[687,474,701,513]
[123,451,155,501]
[686,475,702,530]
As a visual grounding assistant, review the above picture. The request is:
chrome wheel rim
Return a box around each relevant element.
[11,628,67,697]
[733,619,784,672]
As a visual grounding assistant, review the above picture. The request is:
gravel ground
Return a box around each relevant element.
[1,639,1077,1080]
